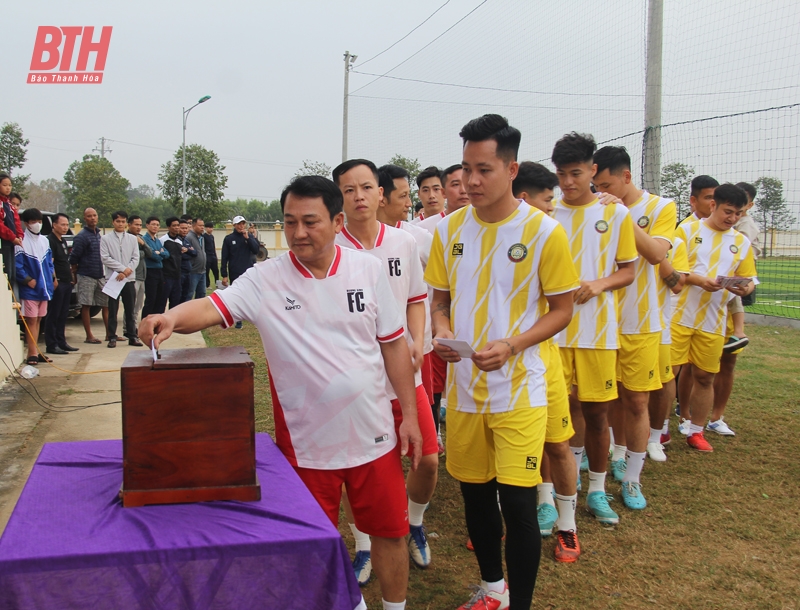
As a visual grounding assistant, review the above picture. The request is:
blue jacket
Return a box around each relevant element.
[69,226,104,278]
[16,231,55,301]
[221,231,259,281]
[142,232,169,269]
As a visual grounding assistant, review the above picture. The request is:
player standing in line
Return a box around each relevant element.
[412,166,444,222]
[333,160,441,580]
[512,161,580,561]
[670,184,757,453]
[428,115,578,609]
[592,147,675,502]
[550,133,638,517]
[141,175,422,610]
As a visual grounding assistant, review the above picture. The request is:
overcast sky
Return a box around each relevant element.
[5,0,799,208]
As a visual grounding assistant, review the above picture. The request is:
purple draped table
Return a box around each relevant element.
[0,434,363,610]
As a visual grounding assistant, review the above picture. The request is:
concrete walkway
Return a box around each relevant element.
[0,313,206,533]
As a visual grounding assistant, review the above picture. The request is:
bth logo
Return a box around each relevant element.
[28,26,112,84]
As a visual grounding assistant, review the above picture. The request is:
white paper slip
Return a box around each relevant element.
[715,276,752,290]
[435,338,476,358]
[101,276,126,299]
[151,339,158,363]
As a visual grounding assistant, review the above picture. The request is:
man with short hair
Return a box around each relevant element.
[140,175,421,610]
[428,115,579,609]
[159,217,184,312]
[124,215,151,336]
[204,222,219,288]
[671,184,757,452]
[141,217,169,317]
[177,219,197,303]
[681,175,719,225]
[440,164,470,214]
[221,215,259,328]
[45,212,78,355]
[184,218,207,300]
[69,207,109,344]
[513,161,558,214]
[100,211,140,348]
[413,166,444,221]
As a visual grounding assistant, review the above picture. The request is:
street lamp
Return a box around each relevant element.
[182,95,212,215]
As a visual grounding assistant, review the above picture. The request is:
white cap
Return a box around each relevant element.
[232,215,246,224]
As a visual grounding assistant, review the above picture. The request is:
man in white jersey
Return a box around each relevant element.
[512,161,580,562]
[550,133,638,516]
[428,115,579,610]
[671,184,757,453]
[412,166,444,222]
[139,175,422,610]
[592,146,676,504]
[333,160,441,579]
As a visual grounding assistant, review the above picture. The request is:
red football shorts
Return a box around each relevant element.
[431,350,447,394]
[391,384,439,457]
[421,352,434,406]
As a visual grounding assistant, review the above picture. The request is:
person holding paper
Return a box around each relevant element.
[426,115,579,609]
[670,184,757,453]
[100,211,140,348]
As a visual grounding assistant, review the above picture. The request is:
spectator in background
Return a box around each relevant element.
[16,208,55,365]
[183,217,207,300]
[204,222,219,288]
[141,216,169,317]
[159,217,184,312]
[69,207,109,344]
[221,215,259,329]
[178,219,197,303]
[124,215,151,336]
[100,211,141,348]
[0,173,23,294]
[45,212,78,355]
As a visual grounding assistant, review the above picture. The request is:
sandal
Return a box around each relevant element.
[84,338,102,344]
[37,353,52,363]
[26,356,39,366]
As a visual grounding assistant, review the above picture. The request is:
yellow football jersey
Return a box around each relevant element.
[424,203,579,414]
[659,239,690,344]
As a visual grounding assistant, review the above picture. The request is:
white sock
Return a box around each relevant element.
[587,470,607,494]
[349,523,371,553]
[408,499,428,527]
[612,444,627,462]
[382,600,406,610]
[537,482,555,507]
[609,426,615,447]
[482,579,506,594]
[662,418,669,434]
[622,450,646,484]
[571,446,584,479]
[689,423,703,435]
[648,428,662,444]
[555,493,577,532]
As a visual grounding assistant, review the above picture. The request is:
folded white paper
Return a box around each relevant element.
[435,338,476,358]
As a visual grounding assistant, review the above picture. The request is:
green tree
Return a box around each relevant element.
[158,144,228,222]
[0,122,31,196]
[25,178,65,213]
[660,162,694,222]
[264,200,283,222]
[63,155,130,224]
[753,176,794,257]
[127,197,175,223]
[127,184,156,201]
[386,154,422,205]
[294,160,332,179]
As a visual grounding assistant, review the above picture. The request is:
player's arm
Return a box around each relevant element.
[633,225,670,265]
[575,261,635,305]
[406,301,425,372]
[727,245,758,297]
[659,257,686,294]
[139,298,223,349]
[685,273,722,293]
[430,288,460,362]
[472,290,574,372]
[380,338,422,470]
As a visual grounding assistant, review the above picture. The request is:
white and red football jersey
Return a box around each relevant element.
[395,220,433,354]
[336,222,427,395]
[209,245,405,470]
[413,210,446,235]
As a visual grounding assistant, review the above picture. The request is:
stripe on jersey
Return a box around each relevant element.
[209,292,234,328]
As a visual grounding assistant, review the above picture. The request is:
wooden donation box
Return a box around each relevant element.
[119,346,261,507]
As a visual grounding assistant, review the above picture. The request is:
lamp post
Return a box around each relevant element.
[182,95,211,215]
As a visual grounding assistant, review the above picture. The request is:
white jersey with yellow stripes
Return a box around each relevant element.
[673,220,759,335]
[659,239,690,344]
[619,191,677,335]
[424,202,579,414]
[678,211,701,227]
[552,198,638,350]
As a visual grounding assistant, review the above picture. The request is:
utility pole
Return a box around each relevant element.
[642,0,663,193]
[93,137,112,158]
[342,51,357,162]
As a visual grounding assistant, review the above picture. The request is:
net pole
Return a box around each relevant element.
[643,0,663,193]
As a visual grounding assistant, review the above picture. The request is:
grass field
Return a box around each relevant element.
[747,257,800,319]
[204,323,800,610]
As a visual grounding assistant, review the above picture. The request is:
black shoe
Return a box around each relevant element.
[108,339,117,348]
[129,338,144,347]
[61,344,79,352]
[46,347,69,355]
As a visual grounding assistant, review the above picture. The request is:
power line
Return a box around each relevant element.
[356,0,452,68]
[107,139,299,168]
[351,0,490,95]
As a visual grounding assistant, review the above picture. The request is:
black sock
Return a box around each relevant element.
[460,480,504,584]
[498,483,541,609]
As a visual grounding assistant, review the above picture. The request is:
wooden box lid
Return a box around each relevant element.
[121,346,255,371]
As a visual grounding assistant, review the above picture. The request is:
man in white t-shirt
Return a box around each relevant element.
[411,166,444,222]
[334,159,440,581]
[139,175,422,610]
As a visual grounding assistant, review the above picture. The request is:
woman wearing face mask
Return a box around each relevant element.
[15,207,56,365]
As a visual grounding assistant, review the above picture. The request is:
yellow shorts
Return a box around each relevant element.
[445,406,547,487]
[617,332,662,392]
[560,347,618,403]
[659,342,674,383]
[544,344,574,444]
[725,312,745,356]
[670,322,724,374]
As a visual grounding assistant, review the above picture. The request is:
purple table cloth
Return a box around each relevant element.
[0,434,362,610]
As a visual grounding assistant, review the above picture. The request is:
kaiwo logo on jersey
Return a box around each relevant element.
[285,297,301,311]
[28,26,112,84]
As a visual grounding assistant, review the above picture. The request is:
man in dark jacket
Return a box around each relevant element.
[158,217,184,312]
[178,219,197,303]
[204,222,218,288]
[123,215,151,337]
[45,213,78,355]
[69,207,109,344]
[221,215,259,328]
